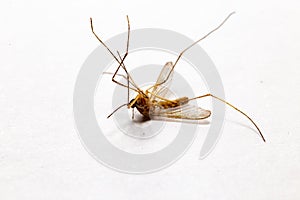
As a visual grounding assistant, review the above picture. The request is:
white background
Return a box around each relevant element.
[1,0,300,199]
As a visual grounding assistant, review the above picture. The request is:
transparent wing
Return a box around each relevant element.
[149,103,211,120]
[149,62,174,100]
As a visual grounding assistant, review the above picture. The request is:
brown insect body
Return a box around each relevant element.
[129,93,197,119]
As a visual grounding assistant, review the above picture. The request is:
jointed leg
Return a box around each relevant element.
[116,51,131,104]
[189,94,266,142]
[103,70,136,85]
[153,12,235,89]
[91,16,140,118]
[90,16,141,93]
[90,17,121,64]
[107,103,127,118]
[102,72,138,92]
[110,16,141,92]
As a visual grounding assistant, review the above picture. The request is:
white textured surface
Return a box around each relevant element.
[1,0,300,199]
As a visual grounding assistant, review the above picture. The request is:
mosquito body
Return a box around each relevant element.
[90,12,266,142]
[129,89,196,119]
[127,61,211,120]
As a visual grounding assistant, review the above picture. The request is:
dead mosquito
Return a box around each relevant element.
[90,12,266,142]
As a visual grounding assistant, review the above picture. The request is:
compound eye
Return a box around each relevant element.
[129,99,136,108]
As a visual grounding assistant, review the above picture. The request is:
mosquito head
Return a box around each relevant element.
[128,99,136,108]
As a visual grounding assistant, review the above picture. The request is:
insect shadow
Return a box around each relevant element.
[90,12,266,142]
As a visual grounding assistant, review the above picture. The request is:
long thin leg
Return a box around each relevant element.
[114,51,139,121]
[106,57,137,119]
[115,51,140,91]
[91,16,140,118]
[116,51,131,104]
[106,57,139,118]
[107,103,128,118]
[111,17,142,93]
[90,16,142,93]
[102,72,139,92]
[103,71,137,90]
[90,17,121,64]
[153,12,235,89]
[90,17,129,88]
[189,93,266,142]
[110,16,130,86]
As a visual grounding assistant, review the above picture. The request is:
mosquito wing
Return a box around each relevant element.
[149,62,174,100]
[149,103,211,120]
